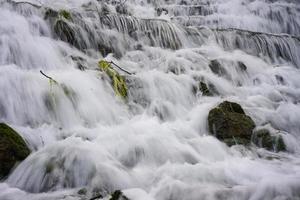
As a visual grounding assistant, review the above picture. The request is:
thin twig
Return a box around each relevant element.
[40,70,58,83]
[109,61,135,75]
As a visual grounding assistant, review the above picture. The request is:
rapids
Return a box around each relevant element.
[0,0,300,199]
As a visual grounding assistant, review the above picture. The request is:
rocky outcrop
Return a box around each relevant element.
[208,101,255,146]
[0,123,30,178]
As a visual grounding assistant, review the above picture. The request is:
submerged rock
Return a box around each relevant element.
[252,129,286,152]
[199,81,212,96]
[208,101,255,146]
[237,61,247,71]
[0,123,30,178]
[209,59,226,76]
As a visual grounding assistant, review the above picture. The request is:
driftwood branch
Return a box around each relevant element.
[89,194,103,200]
[4,0,42,8]
[109,61,135,75]
[213,28,300,41]
[40,70,58,83]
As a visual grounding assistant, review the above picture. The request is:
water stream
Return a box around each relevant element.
[0,0,300,199]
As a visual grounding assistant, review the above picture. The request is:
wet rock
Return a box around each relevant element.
[0,123,30,178]
[275,75,285,85]
[209,59,226,76]
[252,129,286,152]
[208,101,255,146]
[199,81,212,96]
[109,190,129,200]
[70,55,88,71]
[237,61,247,71]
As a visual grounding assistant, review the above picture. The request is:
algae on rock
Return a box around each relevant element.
[0,123,30,178]
[98,60,128,100]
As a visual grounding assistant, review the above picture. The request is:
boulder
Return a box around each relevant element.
[252,129,286,152]
[208,101,255,146]
[0,123,30,178]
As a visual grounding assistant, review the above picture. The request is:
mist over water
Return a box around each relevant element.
[0,0,300,199]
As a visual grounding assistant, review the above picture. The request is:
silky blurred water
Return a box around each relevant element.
[0,0,300,200]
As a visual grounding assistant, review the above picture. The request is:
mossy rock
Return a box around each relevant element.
[0,123,30,178]
[252,129,286,152]
[208,101,255,146]
[98,60,128,100]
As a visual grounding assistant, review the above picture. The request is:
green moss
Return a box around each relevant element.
[98,60,128,100]
[0,123,30,178]
[59,10,72,21]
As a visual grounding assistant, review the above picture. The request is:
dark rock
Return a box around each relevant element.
[199,81,212,96]
[44,8,59,20]
[252,129,286,152]
[0,123,30,178]
[208,101,255,146]
[209,59,226,76]
[275,75,285,85]
[110,190,129,200]
[237,61,247,71]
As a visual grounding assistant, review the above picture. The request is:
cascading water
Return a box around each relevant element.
[0,0,300,199]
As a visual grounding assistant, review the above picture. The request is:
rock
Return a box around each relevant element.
[208,101,255,146]
[0,123,30,178]
[209,59,226,76]
[110,190,129,200]
[237,61,247,71]
[199,81,212,96]
[252,129,286,152]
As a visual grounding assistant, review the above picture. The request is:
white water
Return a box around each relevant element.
[0,0,300,199]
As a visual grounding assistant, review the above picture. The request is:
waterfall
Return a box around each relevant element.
[0,0,300,199]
